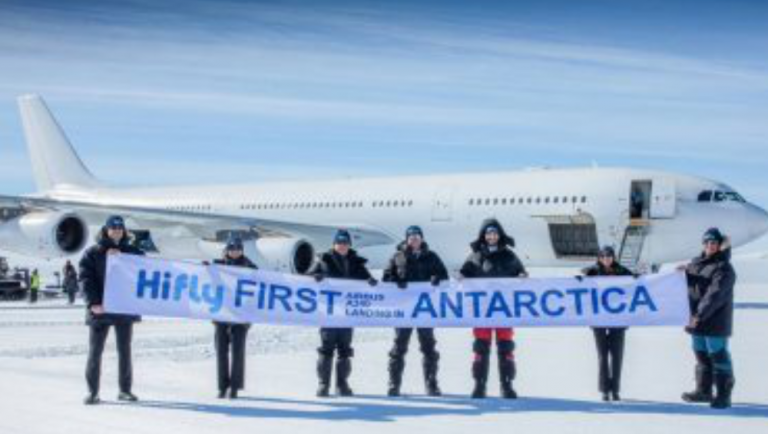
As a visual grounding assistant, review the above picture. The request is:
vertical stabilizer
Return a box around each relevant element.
[17,94,100,191]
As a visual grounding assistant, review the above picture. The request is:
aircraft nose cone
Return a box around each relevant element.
[754,206,768,238]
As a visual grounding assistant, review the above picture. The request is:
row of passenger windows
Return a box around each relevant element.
[168,205,212,212]
[165,196,591,213]
[239,200,414,211]
[469,196,588,206]
[242,201,363,210]
[372,200,414,208]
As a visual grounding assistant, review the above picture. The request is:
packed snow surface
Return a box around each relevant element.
[1,256,767,433]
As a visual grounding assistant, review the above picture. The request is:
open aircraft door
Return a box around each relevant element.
[650,177,677,219]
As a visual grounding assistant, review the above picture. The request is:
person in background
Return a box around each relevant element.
[630,188,645,219]
[580,246,634,402]
[211,237,257,399]
[382,225,449,397]
[29,269,40,303]
[460,218,527,399]
[681,228,737,410]
[308,229,377,397]
[79,215,144,405]
[63,260,79,305]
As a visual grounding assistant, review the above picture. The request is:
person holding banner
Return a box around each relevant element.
[581,246,634,402]
[681,228,737,410]
[460,219,527,399]
[308,229,378,397]
[211,237,257,400]
[382,225,449,397]
[79,215,144,405]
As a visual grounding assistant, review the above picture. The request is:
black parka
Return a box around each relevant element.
[79,228,145,325]
[582,261,634,278]
[213,255,258,269]
[63,263,79,294]
[685,247,737,337]
[460,219,526,279]
[307,249,373,281]
[382,242,449,284]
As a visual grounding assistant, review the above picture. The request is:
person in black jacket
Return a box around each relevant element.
[79,215,144,405]
[681,228,737,409]
[460,218,527,399]
[211,237,257,400]
[382,226,449,397]
[307,229,377,397]
[63,260,79,305]
[581,246,634,402]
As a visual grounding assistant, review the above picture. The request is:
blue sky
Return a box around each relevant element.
[1,0,767,208]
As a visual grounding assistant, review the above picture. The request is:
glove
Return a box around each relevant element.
[430,276,441,287]
[202,260,211,266]
[397,280,408,290]
[684,316,700,333]
[368,277,379,287]
[574,275,584,282]
[632,273,641,279]
[314,274,324,283]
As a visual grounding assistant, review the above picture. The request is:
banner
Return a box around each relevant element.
[104,254,690,327]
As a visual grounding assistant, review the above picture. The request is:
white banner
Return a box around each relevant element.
[104,254,690,327]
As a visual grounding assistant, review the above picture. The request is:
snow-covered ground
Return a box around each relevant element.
[1,254,767,433]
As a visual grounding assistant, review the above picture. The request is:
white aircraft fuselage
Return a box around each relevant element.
[2,95,767,273]
[52,167,768,271]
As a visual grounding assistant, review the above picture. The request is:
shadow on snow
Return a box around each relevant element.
[119,394,768,422]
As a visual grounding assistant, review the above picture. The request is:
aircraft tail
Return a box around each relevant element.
[17,94,101,192]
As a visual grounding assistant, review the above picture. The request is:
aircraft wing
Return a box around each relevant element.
[0,194,395,247]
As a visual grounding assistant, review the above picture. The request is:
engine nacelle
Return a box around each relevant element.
[0,212,88,258]
[248,237,315,274]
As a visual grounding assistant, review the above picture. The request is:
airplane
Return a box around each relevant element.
[1,94,767,274]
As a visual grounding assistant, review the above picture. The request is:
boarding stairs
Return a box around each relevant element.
[618,220,649,272]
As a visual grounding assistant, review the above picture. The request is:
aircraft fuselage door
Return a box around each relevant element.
[629,180,652,220]
[651,178,676,219]
[431,186,455,222]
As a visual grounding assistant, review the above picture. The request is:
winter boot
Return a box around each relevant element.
[316,353,333,398]
[117,391,138,402]
[83,394,100,405]
[336,357,354,397]
[711,374,735,409]
[423,352,441,397]
[388,353,405,397]
[682,351,714,403]
[471,340,490,399]
[498,341,517,399]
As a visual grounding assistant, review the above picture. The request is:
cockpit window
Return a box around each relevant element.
[698,191,713,202]
[724,192,746,203]
[698,190,746,203]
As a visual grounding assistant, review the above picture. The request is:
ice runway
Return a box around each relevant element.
[1,258,767,434]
